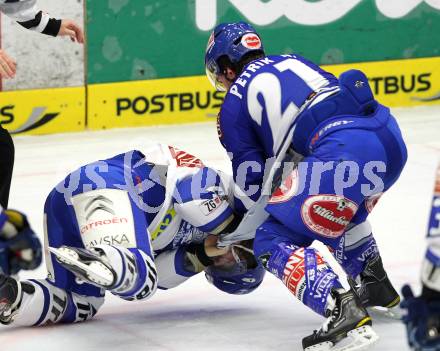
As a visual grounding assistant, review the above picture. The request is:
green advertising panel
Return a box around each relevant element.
[86,0,440,84]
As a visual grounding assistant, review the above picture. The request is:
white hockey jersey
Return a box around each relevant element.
[141,144,236,253]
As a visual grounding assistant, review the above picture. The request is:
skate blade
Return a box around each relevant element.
[49,247,114,287]
[304,326,379,351]
[367,305,403,321]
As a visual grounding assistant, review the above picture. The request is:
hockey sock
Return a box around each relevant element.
[263,241,342,316]
[12,279,103,326]
[337,226,380,279]
[95,245,158,301]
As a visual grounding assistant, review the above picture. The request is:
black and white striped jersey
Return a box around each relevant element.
[0,0,61,36]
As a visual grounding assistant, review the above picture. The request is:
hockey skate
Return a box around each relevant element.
[302,288,378,351]
[357,256,402,319]
[49,246,116,288]
[0,274,22,325]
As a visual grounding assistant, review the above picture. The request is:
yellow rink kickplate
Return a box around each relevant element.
[324,56,440,108]
[0,86,86,135]
[87,76,224,130]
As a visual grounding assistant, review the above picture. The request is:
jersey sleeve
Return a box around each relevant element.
[0,0,61,36]
[155,247,198,290]
[173,167,235,234]
[218,96,266,214]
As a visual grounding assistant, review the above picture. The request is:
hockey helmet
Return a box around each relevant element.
[205,241,266,295]
[205,22,264,91]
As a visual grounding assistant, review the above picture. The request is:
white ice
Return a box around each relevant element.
[1,105,440,351]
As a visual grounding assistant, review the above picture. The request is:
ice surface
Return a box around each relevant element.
[1,105,440,351]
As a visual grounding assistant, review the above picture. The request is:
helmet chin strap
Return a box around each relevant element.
[233,244,254,255]
[231,244,254,265]
[231,246,241,263]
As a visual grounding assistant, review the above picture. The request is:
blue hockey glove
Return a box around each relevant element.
[0,210,42,275]
[401,284,440,351]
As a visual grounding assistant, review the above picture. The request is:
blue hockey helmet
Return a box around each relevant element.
[205,22,264,91]
[205,242,266,295]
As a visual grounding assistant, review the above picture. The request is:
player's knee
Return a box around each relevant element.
[254,216,312,260]
[254,223,276,260]
[345,220,373,248]
[254,216,286,258]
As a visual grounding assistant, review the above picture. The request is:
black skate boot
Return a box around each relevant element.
[0,274,22,325]
[302,288,378,351]
[358,256,400,312]
[49,246,116,288]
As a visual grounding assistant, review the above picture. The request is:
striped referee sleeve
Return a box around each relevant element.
[0,0,61,36]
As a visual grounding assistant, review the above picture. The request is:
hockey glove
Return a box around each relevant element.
[401,284,440,351]
[0,210,42,275]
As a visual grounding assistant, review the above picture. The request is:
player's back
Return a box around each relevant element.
[220,54,339,159]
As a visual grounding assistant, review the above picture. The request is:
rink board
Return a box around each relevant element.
[323,56,440,108]
[0,57,438,134]
[0,87,85,135]
[88,56,440,131]
[87,76,224,130]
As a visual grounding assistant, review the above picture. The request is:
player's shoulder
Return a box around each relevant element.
[220,84,243,132]
[217,101,240,148]
[224,54,296,102]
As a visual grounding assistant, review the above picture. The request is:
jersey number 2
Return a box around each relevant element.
[247,58,325,155]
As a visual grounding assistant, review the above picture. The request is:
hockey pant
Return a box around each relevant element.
[255,108,407,316]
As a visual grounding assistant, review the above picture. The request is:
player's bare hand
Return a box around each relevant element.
[204,235,230,257]
[0,50,17,79]
[58,19,84,44]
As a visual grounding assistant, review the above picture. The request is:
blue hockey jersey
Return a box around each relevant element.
[218,54,339,212]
